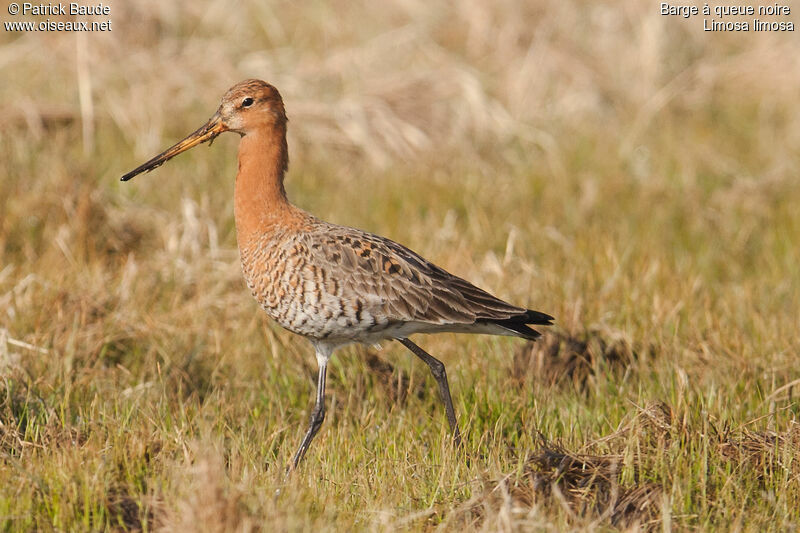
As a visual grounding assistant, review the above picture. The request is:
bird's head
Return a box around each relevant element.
[121,79,286,182]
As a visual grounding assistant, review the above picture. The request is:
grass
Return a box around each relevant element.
[1,0,800,530]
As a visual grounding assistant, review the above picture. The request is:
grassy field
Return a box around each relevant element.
[2,1,800,530]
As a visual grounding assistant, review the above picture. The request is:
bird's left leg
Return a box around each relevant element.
[398,338,462,446]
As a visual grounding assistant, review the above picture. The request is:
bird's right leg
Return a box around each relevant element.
[289,352,328,472]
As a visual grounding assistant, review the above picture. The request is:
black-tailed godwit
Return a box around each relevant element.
[121,79,553,470]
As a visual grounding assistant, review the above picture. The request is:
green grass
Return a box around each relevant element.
[2,1,800,530]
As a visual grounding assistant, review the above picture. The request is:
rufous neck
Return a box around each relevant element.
[234,126,291,244]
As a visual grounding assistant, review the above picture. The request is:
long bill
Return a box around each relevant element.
[120,111,227,182]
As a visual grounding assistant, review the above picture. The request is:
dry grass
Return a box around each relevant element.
[2,0,800,530]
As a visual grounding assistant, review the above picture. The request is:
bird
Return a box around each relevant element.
[121,79,553,471]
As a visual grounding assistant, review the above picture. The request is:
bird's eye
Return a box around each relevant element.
[241,97,254,108]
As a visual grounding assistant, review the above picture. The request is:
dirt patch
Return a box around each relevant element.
[105,485,156,532]
[521,441,663,528]
[512,328,641,390]
[466,436,663,530]
[363,349,426,405]
[449,402,681,530]
[102,439,163,531]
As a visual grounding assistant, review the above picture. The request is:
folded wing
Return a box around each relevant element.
[303,223,553,339]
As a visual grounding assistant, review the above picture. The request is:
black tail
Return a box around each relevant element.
[481,309,554,340]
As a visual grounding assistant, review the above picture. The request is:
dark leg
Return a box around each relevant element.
[289,361,327,471]
[398,338,462,446]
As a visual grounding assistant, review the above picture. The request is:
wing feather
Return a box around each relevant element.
[303,222,535,328]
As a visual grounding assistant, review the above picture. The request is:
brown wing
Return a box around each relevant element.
[302,222,531,328]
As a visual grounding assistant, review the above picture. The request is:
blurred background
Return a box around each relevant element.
[1,0,799,529]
